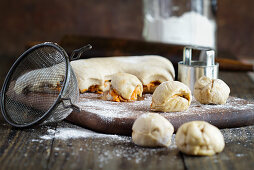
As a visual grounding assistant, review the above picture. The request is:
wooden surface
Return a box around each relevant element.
[67,95,254,135]
[2,0,254,59]
[0,71,254,170]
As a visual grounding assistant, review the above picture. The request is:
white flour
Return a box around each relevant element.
[32,93,254,167]
[77,93,254,122]
[143,11,216,48]
[33,118,253,167]
[40,128,126,141]
[35,125,254,167]
[37,126,177,167]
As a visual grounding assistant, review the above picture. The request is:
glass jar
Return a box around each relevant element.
[143,0,217,49]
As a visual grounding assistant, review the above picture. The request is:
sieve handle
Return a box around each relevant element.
[70,44,92,61]
[60,98,81,112]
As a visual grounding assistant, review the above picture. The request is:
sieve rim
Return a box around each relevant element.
[0,42,70,127]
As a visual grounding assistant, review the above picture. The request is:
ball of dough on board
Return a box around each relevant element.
[175,121,225,156]
[194,76,230,105]
[151,81,192,112]
[132,113,174,147]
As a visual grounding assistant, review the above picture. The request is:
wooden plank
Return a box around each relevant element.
[47,122,185,170]
[220,72,254,100]
[182,125,254,170]
[67,94,254,135]
[0,72,253,170]
[182,72,254,170]
[0,120,56,170]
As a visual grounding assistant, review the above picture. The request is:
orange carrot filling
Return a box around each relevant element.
[130,86,142,101]
[110,86,142,102]
[80,89,88,93]
[104,80,110,88]
[143,81,161,92]
[80,80,110,94]
[110,89,123,102]
[88,85,103,94]
[80,85,102,94]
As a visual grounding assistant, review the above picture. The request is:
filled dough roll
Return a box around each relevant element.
[125,56,175,93]
[151,81,192,112]
[103,73,143,102]
[70,55,175,94]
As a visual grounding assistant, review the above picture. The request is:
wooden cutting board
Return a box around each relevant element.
[66,93,254,135]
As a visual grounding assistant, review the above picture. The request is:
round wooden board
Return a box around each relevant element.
[66,93,254,135]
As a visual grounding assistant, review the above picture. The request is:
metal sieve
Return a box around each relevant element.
[0,42,92,127]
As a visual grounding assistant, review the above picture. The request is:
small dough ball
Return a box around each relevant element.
[132,113,174,147]
[151,81,192,112]
[175,121,225,156]
[194,76,230,104]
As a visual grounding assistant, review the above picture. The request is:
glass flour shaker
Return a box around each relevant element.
[143,0,217,49]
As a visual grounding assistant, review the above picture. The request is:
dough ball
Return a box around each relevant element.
[194,76,230,104]
[132,113,174,147]
[175,121,225,156]
[151,81,192,112]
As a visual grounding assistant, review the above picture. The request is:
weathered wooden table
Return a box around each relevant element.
[0,72,253,170]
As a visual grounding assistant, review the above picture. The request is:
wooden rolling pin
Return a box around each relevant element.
[215,58,254,72]
[26,35,254,72]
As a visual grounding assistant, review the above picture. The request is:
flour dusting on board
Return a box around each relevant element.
[29,93,254,168]
[77,93,254,122]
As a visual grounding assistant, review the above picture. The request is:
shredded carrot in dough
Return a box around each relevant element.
[80,80,110,94]
[130,86,142,101]
[110,89,123,102]
[110,86,142,102]
[143,81,161,92]
[80,89,88,93]
[80,85,102,94]
[88,85,103,94]
[104,80,111,88]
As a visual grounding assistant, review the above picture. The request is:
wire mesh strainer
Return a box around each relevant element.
[0,42,92,127]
